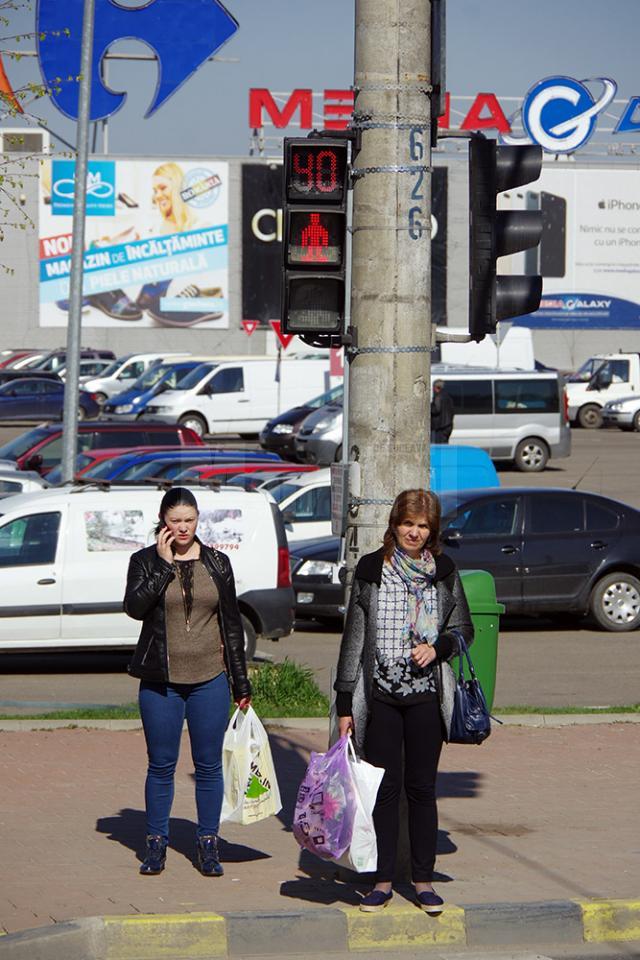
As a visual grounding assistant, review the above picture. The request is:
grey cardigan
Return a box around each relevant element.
[334,548,474,755]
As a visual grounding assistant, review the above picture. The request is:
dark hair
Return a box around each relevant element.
[382,488,442,559]
[155,487,199,535]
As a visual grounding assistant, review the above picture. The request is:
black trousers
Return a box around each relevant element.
[364,694,443,883]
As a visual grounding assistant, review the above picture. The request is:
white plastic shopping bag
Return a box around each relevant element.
[335,738,384,873]
[221,706,282,824]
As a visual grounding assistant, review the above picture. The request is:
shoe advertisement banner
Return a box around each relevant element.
[500,166,640,329]
[38,159,230,329]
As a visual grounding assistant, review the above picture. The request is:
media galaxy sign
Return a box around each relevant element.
[250,76,640,154]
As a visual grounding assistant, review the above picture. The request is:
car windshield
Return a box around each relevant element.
[0,426,51,460]
[84,455,133,479]
[94,358,123,379]
[173,363,216,390]
[47,452,95,484]
[307,383,344,410]
[133,365,172,390]
[120,460,167,481]
[269,480,304,503]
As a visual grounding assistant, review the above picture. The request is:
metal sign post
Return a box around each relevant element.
[60,0,96,483]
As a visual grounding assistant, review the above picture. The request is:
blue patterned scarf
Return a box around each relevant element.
[389,547,438,646]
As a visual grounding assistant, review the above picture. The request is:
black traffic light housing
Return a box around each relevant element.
[469,139,543,342]
[281,137,349,347]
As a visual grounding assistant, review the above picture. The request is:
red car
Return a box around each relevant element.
[176,461,318,486]
[44,445,204,484]
[0,421,203,475]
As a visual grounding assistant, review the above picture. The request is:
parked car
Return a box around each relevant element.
[58,359,114,382]
[25,348,116,373]
[0,470,49,498]
[44,445,198,485]
[601,394,640,432]
[288,487,640,632]
[80,447,283,483]
[295,366,571,472]
[259,383,343,460]
[438,487,640,632]
[102,360,203,418]
[0,485,294,659]
[0,369,62,387]
[271,447,500,545]
[83,352,189,403]
[145,356,335,438]
[290,536,343,623]
[177,462,318,487]
[225,464,320,490]
[0,421,203,475]
[0,378,100,422]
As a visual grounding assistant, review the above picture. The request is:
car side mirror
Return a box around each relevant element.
[442,527,462,542]
[282,510,295,526]
[25,454,43,472]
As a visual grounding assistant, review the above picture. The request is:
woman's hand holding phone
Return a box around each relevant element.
[156,526,175,564]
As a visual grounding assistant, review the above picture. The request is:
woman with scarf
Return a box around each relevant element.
[334,489,473,913]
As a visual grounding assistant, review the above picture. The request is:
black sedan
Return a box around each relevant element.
[290,536,344,624]
[292,489,640,632]
[259,383,343,461]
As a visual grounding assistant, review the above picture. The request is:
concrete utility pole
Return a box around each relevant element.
[346,0,433,566]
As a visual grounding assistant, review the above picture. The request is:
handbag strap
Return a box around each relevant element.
[450,629,477,680]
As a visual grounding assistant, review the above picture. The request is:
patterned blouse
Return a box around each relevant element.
[374,561,437,697]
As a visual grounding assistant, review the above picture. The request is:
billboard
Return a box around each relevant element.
[501,166,640,329]
[39,159,230,329]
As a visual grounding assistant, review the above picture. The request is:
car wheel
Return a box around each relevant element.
[589,572,640,632]
[514,438,549,472]
[178,413,207,437]
[241,613,257,661]
[77,405,86,421]
[633,411,640,432]
[578,404,603,429]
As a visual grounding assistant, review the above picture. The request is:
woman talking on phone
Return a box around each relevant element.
[124,488,251,877]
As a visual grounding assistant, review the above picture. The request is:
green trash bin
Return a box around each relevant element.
[456,570,505,712]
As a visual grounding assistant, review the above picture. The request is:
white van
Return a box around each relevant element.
[0,486,294,659]
[433,366,571,471]
[269,469,332,543]
[84,352,189,403]
[145,356,334,438]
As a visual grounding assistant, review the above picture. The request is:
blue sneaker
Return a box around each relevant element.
[416,889,444,913]
[359,889,393,912]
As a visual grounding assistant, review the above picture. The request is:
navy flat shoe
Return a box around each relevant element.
[416,890,444,913]
[359,889,393,912]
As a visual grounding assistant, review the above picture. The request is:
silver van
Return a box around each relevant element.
[295,366,571,472]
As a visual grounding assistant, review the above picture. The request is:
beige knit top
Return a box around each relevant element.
[164,559,226,684]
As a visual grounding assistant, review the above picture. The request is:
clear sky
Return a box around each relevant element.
[2,0,639,157]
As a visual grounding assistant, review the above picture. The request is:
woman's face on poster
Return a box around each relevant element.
[152,176,175,220]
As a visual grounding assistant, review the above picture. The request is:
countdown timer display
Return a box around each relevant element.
[286,142,348,203]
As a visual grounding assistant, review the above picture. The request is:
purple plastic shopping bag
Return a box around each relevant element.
[292,736,357,861]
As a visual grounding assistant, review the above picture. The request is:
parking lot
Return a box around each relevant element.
[0,424,637,714]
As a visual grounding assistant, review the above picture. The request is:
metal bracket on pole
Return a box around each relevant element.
[347,343,433,358]
[354,81,434,95]
[351,163,431,182]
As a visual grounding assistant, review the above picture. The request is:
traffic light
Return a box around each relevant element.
[469,139,543,342]
[281,137,349,346]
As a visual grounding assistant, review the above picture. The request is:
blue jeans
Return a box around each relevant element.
[138,673,230,840]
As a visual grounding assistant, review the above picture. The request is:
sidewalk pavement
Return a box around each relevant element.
[0,720,638,957]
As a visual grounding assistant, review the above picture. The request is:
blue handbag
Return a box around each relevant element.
[448,634,494,745]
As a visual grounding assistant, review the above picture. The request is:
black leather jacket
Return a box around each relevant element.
[124,541,251,700]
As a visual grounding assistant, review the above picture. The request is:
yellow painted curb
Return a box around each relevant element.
[578,899,640,942]
[103,912,227,959]
[340,903,466,951]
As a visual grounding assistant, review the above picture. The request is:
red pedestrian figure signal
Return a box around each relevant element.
[300,213,329,262]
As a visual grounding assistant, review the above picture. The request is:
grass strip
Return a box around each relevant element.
[494,704,640,715]
[0,658,330,721]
